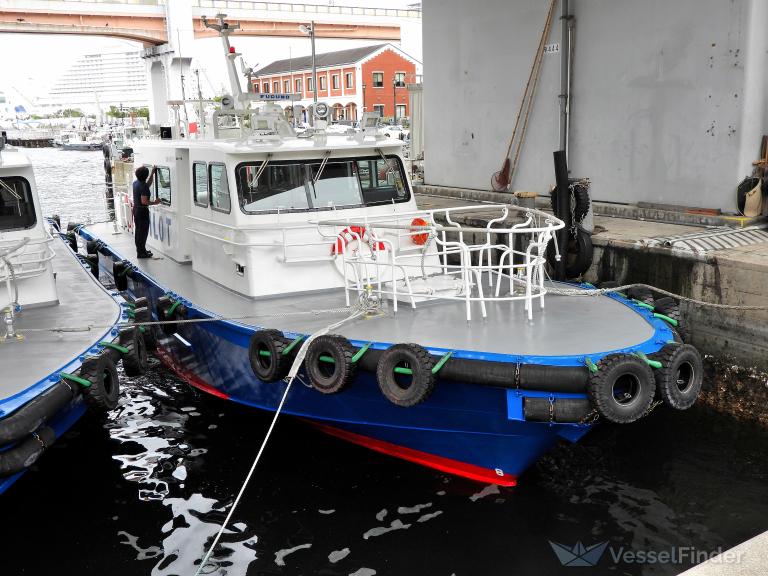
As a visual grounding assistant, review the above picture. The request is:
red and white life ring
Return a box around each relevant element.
[331,225,386,256]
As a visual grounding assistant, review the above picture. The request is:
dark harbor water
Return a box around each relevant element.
[4,148,767,576]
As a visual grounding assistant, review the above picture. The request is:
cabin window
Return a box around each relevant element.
[238,163,310,212]
[236,155,409,214]
[307,160,363,208]
[0,176,36,231]
[209,163,231,213]
[356,157,408,204]
[193,162,208,207]
[156,166,172,205]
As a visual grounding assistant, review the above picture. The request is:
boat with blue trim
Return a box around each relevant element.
[0,136,145,494]
[76,18,704,485]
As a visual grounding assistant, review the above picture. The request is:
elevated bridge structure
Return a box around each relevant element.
[0,0,416,45]
[0,0,420,124]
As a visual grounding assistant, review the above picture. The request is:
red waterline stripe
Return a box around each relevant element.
[310,421,517,487]
[155,346,230,400]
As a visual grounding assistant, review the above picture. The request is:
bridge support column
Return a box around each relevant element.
[143,1,195,130]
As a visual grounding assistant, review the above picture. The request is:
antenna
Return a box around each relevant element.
[177,30,189,134]
[201,13,244,102]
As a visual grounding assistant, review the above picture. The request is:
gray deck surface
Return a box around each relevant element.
[0,238,121,400]
[88,223,655,357]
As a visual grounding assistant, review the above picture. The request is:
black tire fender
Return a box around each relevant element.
[119,327,148,377]
[376,343,436,407]
[66,231,78,253]
[627,286,655,306]
[550,181,591,222]
[156,296,186,335]
[248,329,291,383]
[86,240,99,255]
[546,227,593,278]
[305,335,356,394]
[651,344,703,410]
[654,296,681,324]
[79,353,120,411]
[113,260,129,292]
[85,254,99,279]
[588,353,656,424]
[133,306,157,351]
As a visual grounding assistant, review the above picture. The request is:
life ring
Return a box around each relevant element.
[305,335,356,394]
[248,329,292,383]
[587,353,656,424]
[651,344,703,410]
[79,352,120,411]
[113,260,130,292]
[410,217,430,245]
[156,295,186,335]
[376,343,436,407]
[546,226,593,278]
[118,327,148,377]
[331,225,386,256]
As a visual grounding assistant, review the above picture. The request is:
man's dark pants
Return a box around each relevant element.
[134,214,150,256]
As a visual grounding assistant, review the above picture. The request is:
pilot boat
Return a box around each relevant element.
[0,137,143,494]
[76,18,704,485]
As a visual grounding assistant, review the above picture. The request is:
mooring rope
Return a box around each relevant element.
[542,282,768,311]
[193,302,370,576]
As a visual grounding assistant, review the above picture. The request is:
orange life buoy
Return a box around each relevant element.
[410,217,429,245]
[331,225,386,255]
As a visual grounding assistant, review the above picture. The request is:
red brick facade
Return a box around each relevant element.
[361,48,415,119]
[253,45,417,122]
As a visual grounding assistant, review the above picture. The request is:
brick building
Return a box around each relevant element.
[253,43,420,123]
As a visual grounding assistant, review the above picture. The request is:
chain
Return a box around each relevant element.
[644,399,664,417]
[578,408,600,426]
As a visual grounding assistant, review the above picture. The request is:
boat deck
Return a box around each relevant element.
[0,238,122,403]
[86,223,660,361]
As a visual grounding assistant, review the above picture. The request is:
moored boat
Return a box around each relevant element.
[0,137,142,494]
[76,18,704,485]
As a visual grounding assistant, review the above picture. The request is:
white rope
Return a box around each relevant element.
[193,304,368,575]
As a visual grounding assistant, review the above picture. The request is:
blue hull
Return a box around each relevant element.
[79,240,672,485]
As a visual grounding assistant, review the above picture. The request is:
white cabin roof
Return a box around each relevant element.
[0,147,32,171]
[134,134,405,156]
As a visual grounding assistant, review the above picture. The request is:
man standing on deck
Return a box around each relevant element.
[133,165,160,258]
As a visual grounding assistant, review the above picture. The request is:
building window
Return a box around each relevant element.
[273,81,280,93]
[396,105,407,120]
[394,72,406,87]
[307,77,314,92]
[295,78,303,92]
[193,162,208,207]
[372,104,385,117]
[332,74,339,89]
[345,72,353,88]
[253,83,260,92]
[155,167,172,205]
[209,163,230,213]
[284,80,290,93]
[262,83,270,94]
[372,72,383,87]
[0,176,36,231]
[319,76,326,90]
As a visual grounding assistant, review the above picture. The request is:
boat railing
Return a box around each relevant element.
[315,204,564,322]
[0,236,56,284]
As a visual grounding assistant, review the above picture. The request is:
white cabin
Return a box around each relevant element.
[122,131,417,299]
[0,145,58,310]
